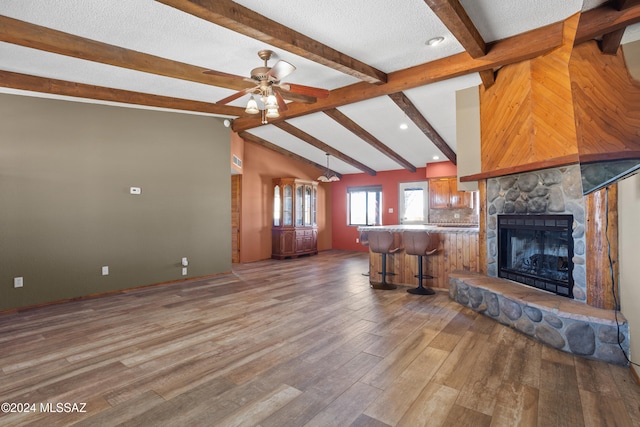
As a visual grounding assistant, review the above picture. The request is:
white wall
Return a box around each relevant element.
[619,173,640,368]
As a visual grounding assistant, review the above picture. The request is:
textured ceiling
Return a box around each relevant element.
[1,0,636,175]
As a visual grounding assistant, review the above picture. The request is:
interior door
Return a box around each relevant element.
[231,174,241,263]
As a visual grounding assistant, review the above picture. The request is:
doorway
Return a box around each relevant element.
[398,181,429,224]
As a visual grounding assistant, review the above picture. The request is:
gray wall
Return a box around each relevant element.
[0,94,231,311]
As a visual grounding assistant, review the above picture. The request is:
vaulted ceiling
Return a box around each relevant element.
[2,0,640,176]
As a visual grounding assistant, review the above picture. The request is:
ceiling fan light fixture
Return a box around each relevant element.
[266,107,280,119]
[245,96,259,114]
[266,96,278,110]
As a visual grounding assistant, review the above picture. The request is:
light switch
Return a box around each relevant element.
[14,277,23,288]
[102,266,109,276]
[388,208,394,214]
[130,187,141,195]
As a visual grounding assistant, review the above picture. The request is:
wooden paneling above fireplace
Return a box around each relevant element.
[477,14,580,176]
[461,15,640,183]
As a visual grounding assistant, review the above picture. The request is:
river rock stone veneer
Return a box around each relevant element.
[485,165,588,302]
[449,272,629,366]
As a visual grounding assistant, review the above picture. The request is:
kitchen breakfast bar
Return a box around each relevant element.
[358,224,480,291]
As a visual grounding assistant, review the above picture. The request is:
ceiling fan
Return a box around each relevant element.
[206,50,329,120]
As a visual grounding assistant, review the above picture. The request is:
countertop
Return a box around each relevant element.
[357,224,479,234]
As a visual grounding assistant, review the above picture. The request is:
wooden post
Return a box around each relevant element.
[585,185,619,309]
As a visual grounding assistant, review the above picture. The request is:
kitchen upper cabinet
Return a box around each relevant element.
[429,177,473,209]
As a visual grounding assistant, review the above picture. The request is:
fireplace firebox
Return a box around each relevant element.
[498,214,574,298]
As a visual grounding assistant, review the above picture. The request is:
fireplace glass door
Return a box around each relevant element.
[498,215,574,297]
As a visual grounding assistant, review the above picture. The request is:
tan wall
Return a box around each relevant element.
[623,40,640,81]
[239,138,331,262]
[455,86,480,191]
[619,40,640,370]
[619,174,640,369]
[0,94,231,311]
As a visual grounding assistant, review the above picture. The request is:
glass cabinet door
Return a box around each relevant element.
[283,185,292,226]
[273,185,281,226]
[304,186,312,225]
[295,185,303,226]
[312,187,317,226]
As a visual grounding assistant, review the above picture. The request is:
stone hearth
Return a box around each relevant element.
[449,271,629,365]
[451,164,630,365]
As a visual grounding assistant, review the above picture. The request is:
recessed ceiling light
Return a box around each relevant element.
[426,36,445,47]
[399,123,408,130]
[433,155,440,160]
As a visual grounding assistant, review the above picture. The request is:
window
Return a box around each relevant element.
[399,181,429,224]
[348,186,382,226]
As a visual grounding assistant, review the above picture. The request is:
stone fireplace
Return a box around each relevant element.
[486,165,588,302]
[498,214,574,298]
[447,164,629,365]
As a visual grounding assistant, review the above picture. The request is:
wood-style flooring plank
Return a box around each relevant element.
[0,250,638,426]
[363,346,449,425]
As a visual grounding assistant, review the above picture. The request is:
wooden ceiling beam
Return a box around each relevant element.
[600,28,626,54]
[273,122,377,175]
[596,0,640,54]
[478,69,495,89]
[156,0,387,85]
[323,108,416,172]
[233,21,565,131]
[388,92,457,165]
[424,0,486,58]
[0,16,253,92]
[575,2,640,45]
[0,70,245,116]
[238,131,341,177]
[615,0,640,10]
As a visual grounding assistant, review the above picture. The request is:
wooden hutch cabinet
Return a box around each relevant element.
[272,178,318,259]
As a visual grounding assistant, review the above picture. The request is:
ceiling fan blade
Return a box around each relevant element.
[215,86,256,105]
[279,83,329,99]
[275,88,317,104]
[267,60,296,81]
[274,89,288,112]
[203,69,246,80]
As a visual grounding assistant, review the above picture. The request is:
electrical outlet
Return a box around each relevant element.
[14,277,23,288]
[356,238,359,243]
[102,266,109,276]
[454,213,460,219]
[182,267,187,276]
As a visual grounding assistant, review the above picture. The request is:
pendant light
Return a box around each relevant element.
[317,153,340,182]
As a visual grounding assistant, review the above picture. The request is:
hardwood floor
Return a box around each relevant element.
[1,250,639,426]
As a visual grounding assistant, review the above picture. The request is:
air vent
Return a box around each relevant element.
[232,155,242,168]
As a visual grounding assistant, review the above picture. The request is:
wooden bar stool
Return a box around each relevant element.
[368,230,401,290]
[403,231,437,295]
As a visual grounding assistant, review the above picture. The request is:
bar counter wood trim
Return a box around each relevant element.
[368,231,480,289]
